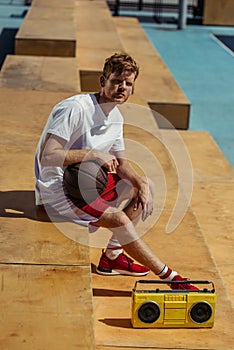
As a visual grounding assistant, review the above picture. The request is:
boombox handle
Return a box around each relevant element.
[134,280,215,293]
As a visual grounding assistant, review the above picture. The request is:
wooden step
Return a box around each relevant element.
[113,16,191,129]
[75,0,124,91]
[15,1,76,57]
[0,55,80,92]
[0,264,95,350]
[25,3,75,20]
[31,0,75,8]
[0,88,95,349]
[91,128,233,349]
[0,87,90,264]
[203,0,234,26]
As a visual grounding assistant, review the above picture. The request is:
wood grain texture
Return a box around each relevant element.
[0,264,95,350]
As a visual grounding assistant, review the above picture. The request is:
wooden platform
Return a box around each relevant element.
[0,88,95,350]
[113,16,190,129]
[91,126,234,349]
[31,0,75,8]
[203,0,234,26]
[15,0,76,57]
[1,87,233,349]
[0,264,94,350]
[0,55,80,92]
[75,0,124,91]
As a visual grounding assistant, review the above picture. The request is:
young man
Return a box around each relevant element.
[35,53,198,290]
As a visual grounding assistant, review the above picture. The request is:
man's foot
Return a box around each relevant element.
[170,275,199,291]
[96,251,150,276]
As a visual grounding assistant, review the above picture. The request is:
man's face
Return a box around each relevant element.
[101,70,136,104]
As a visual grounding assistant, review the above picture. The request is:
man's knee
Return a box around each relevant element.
[110,210,131,227]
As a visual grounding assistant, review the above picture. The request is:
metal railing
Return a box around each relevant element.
[107,0,204,24]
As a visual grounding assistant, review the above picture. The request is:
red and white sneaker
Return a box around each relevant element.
[170,275,199,291]
[96,251,150,276]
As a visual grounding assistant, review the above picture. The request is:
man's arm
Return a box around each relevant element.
[40,133,119,171]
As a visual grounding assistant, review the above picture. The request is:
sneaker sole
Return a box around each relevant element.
[96,267,149,277]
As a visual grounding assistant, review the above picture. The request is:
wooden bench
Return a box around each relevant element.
[0,55,80,92]
[75,0,124,91]
[15,0,76,57]
[203,0,234,26]
[0,88,95,350]
[31,0,75,8]
[92,128,234,349]
[113,16,191,129]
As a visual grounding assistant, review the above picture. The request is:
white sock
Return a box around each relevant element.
[158,265,178,281]
[105,237,123,260]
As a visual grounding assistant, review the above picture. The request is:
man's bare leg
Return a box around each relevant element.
[92,209,164,274]
[93,209,200,291]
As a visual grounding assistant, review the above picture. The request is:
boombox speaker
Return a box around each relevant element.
[131,280,216,328]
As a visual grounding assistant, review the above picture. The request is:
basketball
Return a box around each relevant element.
[63,160,108,203]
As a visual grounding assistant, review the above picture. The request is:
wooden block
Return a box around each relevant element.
[25,5,75,20]
[91,210,234,348]
[178,130,234,181]
[77,47,118,92]
[119,94,159,131]
[0,264,95,350]
[0,87,94,348]
[203,0,234,26]
[191,182,234,305]
[113,17,191,129]
[15,19,76,57]
[149,102,190,129]
[0,139,90,265]
[31,0,75,8]
[0,55,80,92]
[0,88,74,139]
[0,88,90,264]
[75,0,124,91]
[113,16,157,56]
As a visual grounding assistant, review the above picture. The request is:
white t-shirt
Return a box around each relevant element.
[34,93,125,227]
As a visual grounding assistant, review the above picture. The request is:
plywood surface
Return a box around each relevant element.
[31,0,75,8]
[0,55,80,92]
[203,0,234,26]
[0,86,94,349]
[113,17,189,105]
[191,182,234,307]
[15,18,76,57]
[178,130,234,182]
[75,0,123,91]
[0,88,73,139]
[91,210,234,349]
[0,88,89,265]
[16,18,76,41]
[90,125,233,349]
[113,16,190,129]
[26,5,75,20]
[75,0,123,52]
[0,264,94,350]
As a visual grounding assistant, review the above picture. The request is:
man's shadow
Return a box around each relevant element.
[0,190,50,221]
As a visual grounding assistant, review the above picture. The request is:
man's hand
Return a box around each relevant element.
[134,177,155,221]
[87,149,119,172]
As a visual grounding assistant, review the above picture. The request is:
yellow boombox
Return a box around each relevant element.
[131,280,216,328]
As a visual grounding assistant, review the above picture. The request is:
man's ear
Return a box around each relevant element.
[100,75,105,87]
